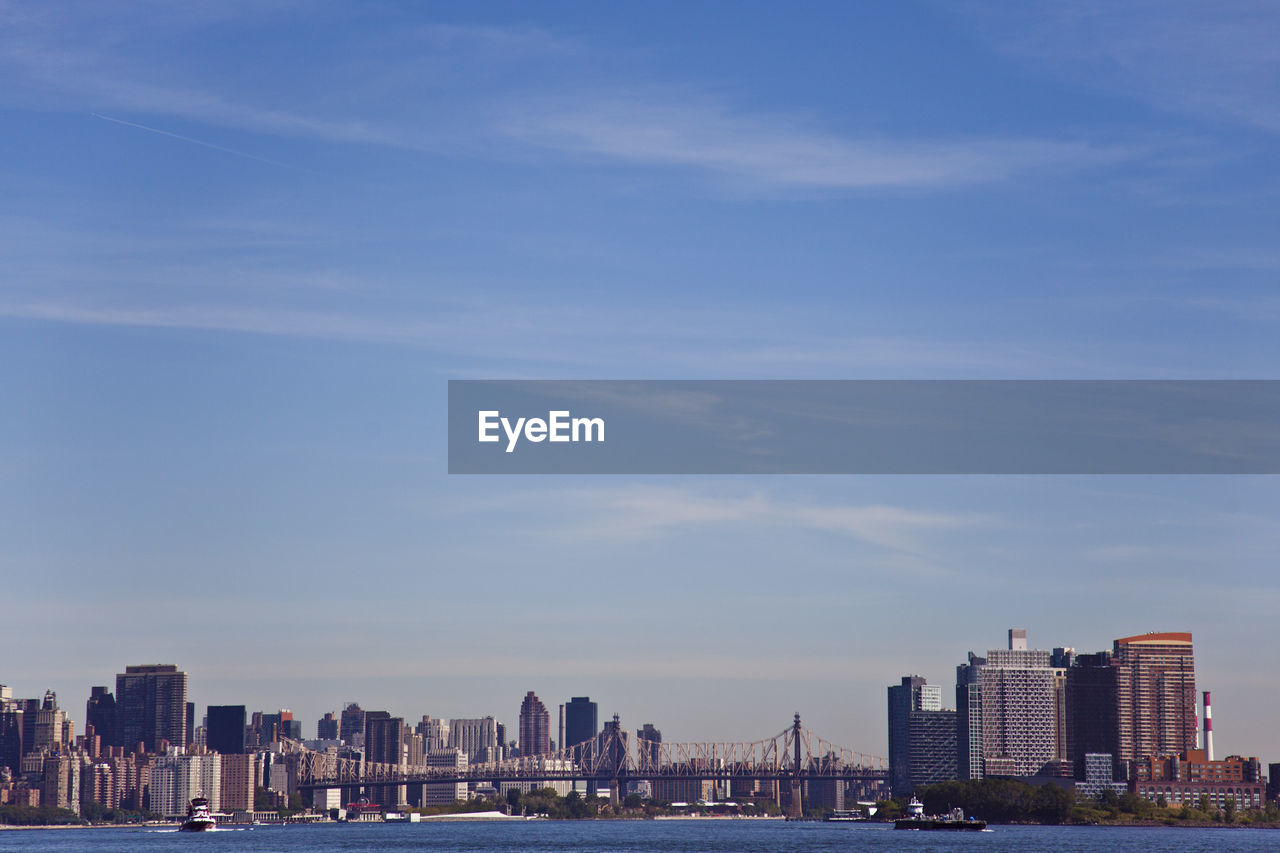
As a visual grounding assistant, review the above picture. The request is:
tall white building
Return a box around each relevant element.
[417,716,450,751]
[979,629,1056,777]
[149,751,221,818]
[448,717,498,763]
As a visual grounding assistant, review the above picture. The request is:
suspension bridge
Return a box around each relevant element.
[292,714,887,816]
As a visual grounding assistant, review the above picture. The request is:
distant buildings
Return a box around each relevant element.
[913,628,1220,809]
[1132,748,1263,809]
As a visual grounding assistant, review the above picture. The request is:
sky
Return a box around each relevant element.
[2,1,1279,761]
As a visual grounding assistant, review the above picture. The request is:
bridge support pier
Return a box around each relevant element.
[787,780,803,819]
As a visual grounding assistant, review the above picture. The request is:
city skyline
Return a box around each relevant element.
[2,622,1268,766]
[3,2,1280,771]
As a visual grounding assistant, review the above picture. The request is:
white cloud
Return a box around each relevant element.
[501,98,1132,190]
[467,485,992,556]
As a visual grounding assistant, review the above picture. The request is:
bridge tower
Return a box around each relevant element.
[787,712,803,819]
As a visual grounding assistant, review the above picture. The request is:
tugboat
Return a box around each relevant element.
[893,796,986,831]
[179,796,216,832]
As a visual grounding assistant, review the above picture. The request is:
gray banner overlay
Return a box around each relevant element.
[448,380,1280,474]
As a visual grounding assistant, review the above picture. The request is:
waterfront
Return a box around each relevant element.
[1,820,1278,853]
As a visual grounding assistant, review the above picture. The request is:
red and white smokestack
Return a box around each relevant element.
[1203,691,1214,762]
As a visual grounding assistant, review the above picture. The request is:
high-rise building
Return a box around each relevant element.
[85,687,116,750]
[363,713,404,766]
[955,653,985,780]
[1112,632,1196,767]
[888,676,954,795]
[28,691,69,755]
[888,676,941,795]
[317,712,339,741]
[150,751,221,818]
[206,705,247,755]
[0,707,21,774]
[564,697,598,753]
[448,717,498,762]
[416,716,449,751]
[907,709,957,791]
[1065,652,1118,778]
[340,703,365,744]
[364,712,406,808]
[219,753,254,812]
[636,723,661,771]
[115,665,187,752]
[519,692,550,757]
[978,630,1056,777]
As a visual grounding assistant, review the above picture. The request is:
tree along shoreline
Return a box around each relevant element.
[875,778,1280,828]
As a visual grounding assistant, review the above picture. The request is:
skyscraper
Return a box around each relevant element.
[0,707,21,775]
[85,687,116,749]
[978,630,1056,777]
[888,676,954,796]
[340,702,365,743]
[206,705,247,755]
[519,691,550,757]
[564,697,598,753]
[955,652,985,780]
[1065,651,1118,778]
[1113,631,1196,766]
[317,712,339,741]
[636,723,662,771]
[115,664,187,752]
[448,717,498,762]
[363,712,406,807]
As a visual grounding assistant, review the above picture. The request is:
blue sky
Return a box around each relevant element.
[2,1,1279,760]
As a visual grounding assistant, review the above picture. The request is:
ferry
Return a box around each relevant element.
[179,796,216,832]
[824,809,867,822]
[893,797,986,831]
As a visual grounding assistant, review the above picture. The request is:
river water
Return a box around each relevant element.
[0,819,1274,852]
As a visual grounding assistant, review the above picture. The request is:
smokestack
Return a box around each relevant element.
[1203,691,1213,761]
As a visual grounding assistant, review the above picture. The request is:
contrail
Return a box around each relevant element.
[90,112,305,171]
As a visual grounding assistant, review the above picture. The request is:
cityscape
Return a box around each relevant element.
[3,627,1276,824]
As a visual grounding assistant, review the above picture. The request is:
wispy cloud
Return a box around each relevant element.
[959,1,1280,134]
[1,5,1135,191]
[501,98,1133,190]
[462,485,992,555]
